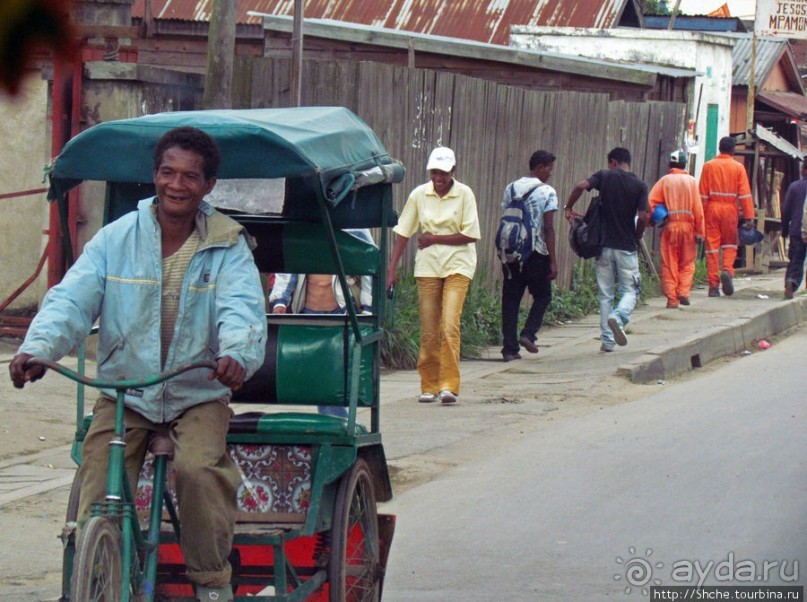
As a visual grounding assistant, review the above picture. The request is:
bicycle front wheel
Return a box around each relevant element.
[71,516,123,602]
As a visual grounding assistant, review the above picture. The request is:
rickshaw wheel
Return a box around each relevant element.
[71,516,123,602]
[329,459,381,602]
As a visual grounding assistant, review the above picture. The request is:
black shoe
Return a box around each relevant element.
[785,281,795,300]
[708,286,720,297]
[678,296,691,306]
[502,353,522,362]
[519,335,539,354]
[720,270,734,296]
[600,344,614,353]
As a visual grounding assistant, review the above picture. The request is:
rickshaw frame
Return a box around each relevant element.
[45,107,404,602]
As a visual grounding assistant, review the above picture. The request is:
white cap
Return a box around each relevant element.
[426,147,456,172]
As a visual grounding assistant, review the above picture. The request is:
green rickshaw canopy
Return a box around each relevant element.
[47,106,403,206]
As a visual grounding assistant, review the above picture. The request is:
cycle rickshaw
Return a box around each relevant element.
[37,106,403,601]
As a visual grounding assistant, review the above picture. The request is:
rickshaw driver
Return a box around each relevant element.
[9,127,267,602]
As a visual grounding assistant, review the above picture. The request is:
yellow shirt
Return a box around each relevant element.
[393,180,481,279]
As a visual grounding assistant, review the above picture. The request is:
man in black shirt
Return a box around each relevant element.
[780,160,807,299]
[565,147,649,351]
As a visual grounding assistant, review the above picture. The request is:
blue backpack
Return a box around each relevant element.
[495,183,543,269]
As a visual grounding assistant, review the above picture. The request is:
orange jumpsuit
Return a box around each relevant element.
[649,168,705,305]
[698,154,754,287]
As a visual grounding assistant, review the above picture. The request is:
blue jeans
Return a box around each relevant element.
[596,247,640,349]
[301,306,349,418]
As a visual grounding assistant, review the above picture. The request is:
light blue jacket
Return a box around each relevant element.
[19,198,267,423]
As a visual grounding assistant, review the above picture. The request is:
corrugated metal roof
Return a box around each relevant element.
[261,15,695,85]
[731,33,805,94]
[643,15,747,32]
[732,35,788,87]
[131,0,642,46]
[754,124,803,159]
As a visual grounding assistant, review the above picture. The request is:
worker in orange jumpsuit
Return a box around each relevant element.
[649,149,705,309]
[698,136,755,297]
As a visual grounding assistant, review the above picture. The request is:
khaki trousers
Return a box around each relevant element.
[77,396,239,588]
[415,274,470,395]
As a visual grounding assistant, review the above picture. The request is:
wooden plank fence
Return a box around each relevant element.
[234,57,687,289]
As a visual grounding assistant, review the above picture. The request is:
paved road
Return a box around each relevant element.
[0,271,804,600]
[381,327,807,602]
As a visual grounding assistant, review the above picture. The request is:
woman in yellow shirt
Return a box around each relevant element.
[386,147,481,404]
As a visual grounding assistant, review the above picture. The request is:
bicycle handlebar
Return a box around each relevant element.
[24,357,218,392]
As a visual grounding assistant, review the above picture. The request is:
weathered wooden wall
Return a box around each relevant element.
[234,57,687,289]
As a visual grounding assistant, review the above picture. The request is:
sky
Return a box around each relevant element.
[676,0,756,19]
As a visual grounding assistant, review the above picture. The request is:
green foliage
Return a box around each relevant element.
[382,254,689,369]
[382,262,614,368]
[693,257,707,286]
[460,269,502,358]
[381,272,421,370]
[639,256,662,302]
[381,270,504,369]
[641,0,670,15]
[542,261,599,324]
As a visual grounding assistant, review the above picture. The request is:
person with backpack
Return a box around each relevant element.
[496,150,558,362]
[564,147,649,352]
[386,147,481,405]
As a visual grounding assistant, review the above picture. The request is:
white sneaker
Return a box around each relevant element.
[439,390,457,404]
[418,392,437,403]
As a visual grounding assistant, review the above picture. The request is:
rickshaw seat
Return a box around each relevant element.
[229,411,368,437]
[231,320,375,413]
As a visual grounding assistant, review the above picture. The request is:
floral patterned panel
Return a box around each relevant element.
[134,444,312,526]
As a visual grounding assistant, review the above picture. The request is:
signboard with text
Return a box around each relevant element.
[756,0,807,38]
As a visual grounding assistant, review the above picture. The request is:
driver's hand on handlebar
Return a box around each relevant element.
[209,355,246,390]
[9,353,46,389]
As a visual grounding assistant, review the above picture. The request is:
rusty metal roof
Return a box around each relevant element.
[131,0,643,45]
[757,91,807,121]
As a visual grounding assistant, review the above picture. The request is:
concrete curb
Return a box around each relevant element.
[617,297,807,383]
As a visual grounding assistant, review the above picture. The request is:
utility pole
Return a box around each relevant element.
[290,0,303,106]
[667,0,682,29]
[203,0,236,109]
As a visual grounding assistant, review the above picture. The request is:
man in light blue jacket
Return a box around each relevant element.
[9,127,266,602]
